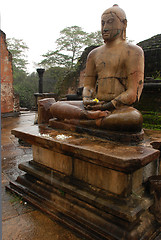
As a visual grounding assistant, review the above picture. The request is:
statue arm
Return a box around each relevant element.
[83,52,97,105]
[112,46,144,108]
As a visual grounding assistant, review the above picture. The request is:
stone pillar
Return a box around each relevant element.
[37,68,45,94]
[34,69,58,111]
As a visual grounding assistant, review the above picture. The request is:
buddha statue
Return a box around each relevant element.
[41,4,144,133]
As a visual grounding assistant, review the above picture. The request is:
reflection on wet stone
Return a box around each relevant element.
[4,4,161,240]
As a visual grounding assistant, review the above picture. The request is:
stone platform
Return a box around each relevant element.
[8,124,161,239]
[49,119,144,144]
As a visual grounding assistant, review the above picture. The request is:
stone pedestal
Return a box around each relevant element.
[8,125,161,239]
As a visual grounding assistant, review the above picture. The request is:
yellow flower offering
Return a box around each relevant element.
[92,98,99,103]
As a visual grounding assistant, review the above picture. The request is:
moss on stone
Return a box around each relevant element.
[142,111,161,130]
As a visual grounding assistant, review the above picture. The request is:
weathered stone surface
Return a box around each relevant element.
[2,112,81,240]
[38,98,56,124]
[9,122,161,239]
[137,34,161,78]
[11,124,160,200]
[11,125,160,174]
[0,30,20,116]
[7,159,161,240]
[144,129,161,174]
[4,112,161,239]
[34,93,58,110]
[49,119,144,143]
[0,30,14,114]
[33,145,73,175]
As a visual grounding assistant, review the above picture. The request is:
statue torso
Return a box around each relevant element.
[93,43,128,101]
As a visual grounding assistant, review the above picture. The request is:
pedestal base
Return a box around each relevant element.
[7,160,161,240]
[9,125,161,239]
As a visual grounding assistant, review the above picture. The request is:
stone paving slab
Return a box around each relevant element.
[2,210,81,240]
[2,111,161,240]
[1,112,81,240]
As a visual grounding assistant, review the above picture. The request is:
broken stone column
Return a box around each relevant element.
[1,30,14,115]
[0,30,20,117]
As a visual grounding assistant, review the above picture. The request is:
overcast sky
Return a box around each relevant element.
[1,0,161,73]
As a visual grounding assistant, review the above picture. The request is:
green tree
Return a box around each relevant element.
[7,38,39,109]
[40,26,103,70]
[13,72,38,109]
[40,50,72,69]
[85,31,103,46]
[43,67,68,94]
[7,38,29,73]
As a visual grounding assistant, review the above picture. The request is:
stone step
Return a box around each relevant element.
[18,160,154,223]
[7,166,159,240]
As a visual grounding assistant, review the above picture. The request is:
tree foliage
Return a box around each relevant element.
[40,50,72,69]
[56,26,87,68]
[12,72,37,109]
[43,67,68,94]
[40,26,103,70]
[7,38,29,72]
[6,37,38,109]
[12,67,67,109]
[6,27,103,108]
[85,31,104,46]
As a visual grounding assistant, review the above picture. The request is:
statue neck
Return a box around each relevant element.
[105,37,125,48]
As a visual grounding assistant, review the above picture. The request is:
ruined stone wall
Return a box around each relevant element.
[0,30,14,114]
[137,34,161,78]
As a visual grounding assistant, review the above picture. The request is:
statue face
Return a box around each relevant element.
[101,13,125,42]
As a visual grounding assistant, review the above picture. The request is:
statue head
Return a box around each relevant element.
[101,4,127,42]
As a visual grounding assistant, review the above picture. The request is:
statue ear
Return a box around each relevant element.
[123,19,127,28]
[122,19,127,40]
[122,29,126,40]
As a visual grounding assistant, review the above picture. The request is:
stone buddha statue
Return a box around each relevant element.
[40,4,144,133]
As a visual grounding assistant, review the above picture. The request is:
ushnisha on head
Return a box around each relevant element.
[101,4,127,42]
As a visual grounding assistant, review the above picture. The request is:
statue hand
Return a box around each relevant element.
[101,101,115,111]
[85,101,105,110]
[83,98,97,106]
[86,101,115,111]
[86,104,102,110]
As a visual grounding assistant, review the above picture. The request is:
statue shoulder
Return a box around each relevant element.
[87,45,104,59]
[123,42,144,72]
[125,42,144,56]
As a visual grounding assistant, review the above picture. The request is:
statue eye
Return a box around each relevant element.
[108,18,114,23]
[102,20,105,26]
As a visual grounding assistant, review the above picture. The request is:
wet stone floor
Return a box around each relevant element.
[1,111,81,240]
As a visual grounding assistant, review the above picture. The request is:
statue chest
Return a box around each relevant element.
[96,77,125,101]
[95,50,125,77]
[94,49,126,100]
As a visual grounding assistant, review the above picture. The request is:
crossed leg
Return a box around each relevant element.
[50,101,143,132]
[50,101,109,120]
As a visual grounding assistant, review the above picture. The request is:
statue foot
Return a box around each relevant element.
[64,119,80,125]
[87,110,110,120]
[65,119,98,128]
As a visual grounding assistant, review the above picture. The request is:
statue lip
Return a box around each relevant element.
[103,31,110,36]
[102,33,110,38]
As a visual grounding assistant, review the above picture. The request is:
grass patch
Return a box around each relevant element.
[142,111,161,130]
[9,192,23,204]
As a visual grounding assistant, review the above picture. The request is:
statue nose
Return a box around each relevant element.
[104,29,109,32]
